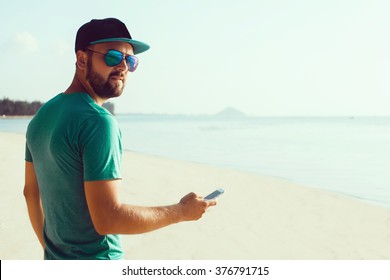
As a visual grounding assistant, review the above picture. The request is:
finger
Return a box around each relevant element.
[187,192,197,199]
[180,192,196,203]
[206,199,217,207]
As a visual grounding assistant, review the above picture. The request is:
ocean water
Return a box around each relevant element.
[2,115,390,208]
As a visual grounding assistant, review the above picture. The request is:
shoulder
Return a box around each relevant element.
[82,109,119,132]
[79,107,121,147]
[57,93,119,130]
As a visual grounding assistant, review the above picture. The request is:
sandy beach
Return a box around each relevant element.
[1,131,389,260]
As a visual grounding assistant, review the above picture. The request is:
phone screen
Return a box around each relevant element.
[204,188,224,200]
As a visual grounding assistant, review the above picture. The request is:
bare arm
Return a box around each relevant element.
[84,180,216,235]
[23,161,45,249]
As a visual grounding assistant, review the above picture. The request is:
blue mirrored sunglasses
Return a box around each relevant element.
[86,49,139,72]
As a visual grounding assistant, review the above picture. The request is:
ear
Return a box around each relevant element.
[76,50,88,70]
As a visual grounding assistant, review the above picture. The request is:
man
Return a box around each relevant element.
[23,18,216,260]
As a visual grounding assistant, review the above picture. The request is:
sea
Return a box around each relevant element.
[1,115,389,208]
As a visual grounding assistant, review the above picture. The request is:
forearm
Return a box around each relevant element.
[95,203,183,235]
[25,195,45,249]
[85,180,213,235]
[24,162,45,249]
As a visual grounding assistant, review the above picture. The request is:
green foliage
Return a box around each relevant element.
[102,102,115,115]
[0,98,43,116]
[0,98,115,116]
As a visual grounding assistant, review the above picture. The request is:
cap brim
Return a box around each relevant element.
[90,38,150,54]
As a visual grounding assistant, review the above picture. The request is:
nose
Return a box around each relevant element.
[115,56,129,72]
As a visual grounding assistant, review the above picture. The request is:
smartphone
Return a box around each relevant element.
[204,188,225,200]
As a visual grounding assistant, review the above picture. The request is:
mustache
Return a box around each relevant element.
[109,71,125,78]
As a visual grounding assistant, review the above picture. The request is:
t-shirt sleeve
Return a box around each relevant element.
[79,114,122,181]
[25,141,33,162]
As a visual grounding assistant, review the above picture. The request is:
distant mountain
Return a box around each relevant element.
[214,107,247,119]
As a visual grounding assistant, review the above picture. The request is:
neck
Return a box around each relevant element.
[64,71,107,106]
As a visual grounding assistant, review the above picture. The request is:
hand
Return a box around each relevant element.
[178,192,217,221]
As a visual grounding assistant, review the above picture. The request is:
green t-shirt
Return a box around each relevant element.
[25,92,123,260]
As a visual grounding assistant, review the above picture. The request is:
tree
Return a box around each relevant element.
[0,98,43,116]
[102,102,115,115]
[0,98,115,116]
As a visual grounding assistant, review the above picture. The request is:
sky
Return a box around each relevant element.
[1,0,390,116]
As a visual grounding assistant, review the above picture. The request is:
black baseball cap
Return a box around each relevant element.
[75,18,150,54]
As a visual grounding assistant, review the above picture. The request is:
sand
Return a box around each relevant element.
[1,132,389,260]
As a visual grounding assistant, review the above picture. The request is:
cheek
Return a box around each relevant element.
[91,59,111,78]
[98,70,112,81]
[123,74,129,83]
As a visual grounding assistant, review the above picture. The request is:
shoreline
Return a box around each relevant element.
[1,115,33,119]
[1,132,389,259]
[1,118,390,210]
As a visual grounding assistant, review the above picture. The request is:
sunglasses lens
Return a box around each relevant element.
[104,50,138,72]
[126,56,139,72]
[105,50,123,67]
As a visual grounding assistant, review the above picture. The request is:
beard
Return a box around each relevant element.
[86,60,126,99]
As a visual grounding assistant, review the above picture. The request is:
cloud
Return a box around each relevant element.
[51,37,72,56]
[2,32,39,54]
